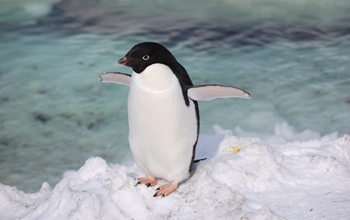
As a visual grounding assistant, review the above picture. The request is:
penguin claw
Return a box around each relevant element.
[153,182,178,197]
[153,192,164,197]
[135,176,158,187]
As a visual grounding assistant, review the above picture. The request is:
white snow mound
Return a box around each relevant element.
[1,134,350,220]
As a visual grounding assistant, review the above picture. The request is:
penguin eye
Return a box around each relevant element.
[142,55,150,61]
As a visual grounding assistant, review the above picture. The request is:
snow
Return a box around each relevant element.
[1,133,350,220]
[213,122,339,147]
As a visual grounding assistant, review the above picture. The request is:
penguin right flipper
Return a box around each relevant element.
[187,85,252,101]
[100,72,131,86]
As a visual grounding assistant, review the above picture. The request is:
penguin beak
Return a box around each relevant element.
[118,56,129,65]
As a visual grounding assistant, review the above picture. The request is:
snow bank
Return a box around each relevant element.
[213,121,339,146]
[1,134,350,220]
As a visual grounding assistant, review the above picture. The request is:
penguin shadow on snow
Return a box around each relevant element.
[100,42,251,197]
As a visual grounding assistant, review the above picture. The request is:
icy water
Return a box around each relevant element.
[0,0,349,192]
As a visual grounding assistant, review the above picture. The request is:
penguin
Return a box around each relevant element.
[100,42,251,197]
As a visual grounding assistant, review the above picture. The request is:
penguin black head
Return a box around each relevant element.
[118,42,179,74]
[118,42,194,89]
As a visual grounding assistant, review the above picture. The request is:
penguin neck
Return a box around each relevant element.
[131,63,179,91]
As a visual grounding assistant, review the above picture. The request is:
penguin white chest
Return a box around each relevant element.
[127,64,198,183]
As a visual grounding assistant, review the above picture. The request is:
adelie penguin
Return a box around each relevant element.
[100,42,251,197]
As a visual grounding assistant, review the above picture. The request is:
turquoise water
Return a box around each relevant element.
[0,0,349,192]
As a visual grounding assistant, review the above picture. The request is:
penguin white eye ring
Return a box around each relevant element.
[100,42,251,197]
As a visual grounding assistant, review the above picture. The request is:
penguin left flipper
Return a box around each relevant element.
[100,72,131,86]
[187,85,252,101]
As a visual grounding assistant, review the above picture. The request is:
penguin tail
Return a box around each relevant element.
[193,158,207,163]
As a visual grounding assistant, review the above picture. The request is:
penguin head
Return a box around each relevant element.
[118,42,176,74]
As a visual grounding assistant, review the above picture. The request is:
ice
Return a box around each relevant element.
[1,134,349,220]
[0,0,60,22]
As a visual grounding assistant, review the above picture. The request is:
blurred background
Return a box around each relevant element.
[0,0,349,193]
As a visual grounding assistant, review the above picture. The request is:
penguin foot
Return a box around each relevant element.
[153,182,178,197]
[136,176,158,187]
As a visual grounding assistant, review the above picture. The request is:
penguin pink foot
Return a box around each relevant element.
[153,182,178,197]
[136,176,158,187]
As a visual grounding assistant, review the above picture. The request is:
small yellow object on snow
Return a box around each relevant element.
[225,145,244,154]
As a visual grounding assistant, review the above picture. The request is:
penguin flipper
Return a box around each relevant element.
[100,72,131,86]
[187,85,251,101]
